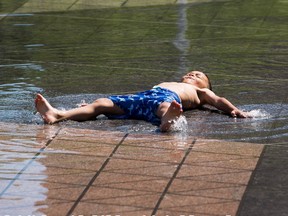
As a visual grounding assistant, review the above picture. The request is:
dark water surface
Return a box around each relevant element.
[0,0,287,145]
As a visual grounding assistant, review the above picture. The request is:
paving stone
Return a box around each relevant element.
[156,140,263,215]
[0,123,264,215]
[71,0,126,9]
[15,0,76,13]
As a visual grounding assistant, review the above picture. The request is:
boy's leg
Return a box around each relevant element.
[35,94,125,124]
[156,101,183,132]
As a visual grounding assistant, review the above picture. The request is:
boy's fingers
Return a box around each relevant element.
[231,110,250,118]
[240,111,251,118]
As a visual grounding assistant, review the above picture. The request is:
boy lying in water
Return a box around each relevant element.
[35,71,249,132]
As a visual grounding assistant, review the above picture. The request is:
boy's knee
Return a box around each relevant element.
[93,98,114,107]
[157,102,171,116]
[93,98,124,115]
[158,102,170,110]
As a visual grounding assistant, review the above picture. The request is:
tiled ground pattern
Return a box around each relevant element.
[0,122,263,215]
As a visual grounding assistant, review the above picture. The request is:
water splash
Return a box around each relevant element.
[76,100,87,107]
[170,115,189,149]
[171,115,188,132]
[247,109,271,119]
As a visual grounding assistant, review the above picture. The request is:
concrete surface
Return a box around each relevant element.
[0,122,264,215]
[13,0,221,13]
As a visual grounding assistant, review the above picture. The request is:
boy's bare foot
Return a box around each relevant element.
[160,101,183,132]
[35,94,61,124]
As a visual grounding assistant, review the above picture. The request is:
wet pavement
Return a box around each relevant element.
[0,0,288,215]
[0,122,264,215]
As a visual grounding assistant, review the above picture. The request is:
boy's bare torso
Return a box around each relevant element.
[156,82,202,110]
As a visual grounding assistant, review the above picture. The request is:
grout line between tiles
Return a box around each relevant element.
[67,0,81,11]
[121,0,129,7]
[0,0,29,21]
[151,138,197,215]
[66,133,129,216]
[0,127,62,197]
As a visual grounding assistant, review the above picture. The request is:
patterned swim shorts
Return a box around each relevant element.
[107,87,181,125]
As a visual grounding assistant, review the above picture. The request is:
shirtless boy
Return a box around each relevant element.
[35,71,249,132]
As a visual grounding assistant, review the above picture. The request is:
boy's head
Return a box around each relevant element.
[181,71,212,90]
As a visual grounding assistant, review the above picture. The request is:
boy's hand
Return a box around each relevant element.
[231,109,250,118]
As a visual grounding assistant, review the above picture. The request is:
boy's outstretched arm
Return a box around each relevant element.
[198,88,249,118]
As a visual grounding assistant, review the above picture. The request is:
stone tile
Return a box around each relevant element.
[36,128,128,215]
[124,0,176,7]
[51,127,126,156]
[92,171,168,192]
[177,165,253,184]
[74,202,152,216]
[157,139,264,215]
[15,0,75,13]
[0,122,59,139]
[192,139,264,157]
[113,136,191,163]
[13,0,181,13]
[157,200,240,216]
[185,151,262,170]
[0,123,60,215]
[185,0,222,4]
[71,0,126,9]
[114,145,185,163]
[0,123,264,215]
[71,133,188,215]
[101,158,177,178]
[165,178,244,197]
[74,188,159,215]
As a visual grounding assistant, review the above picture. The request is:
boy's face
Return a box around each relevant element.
[181,71,209,89]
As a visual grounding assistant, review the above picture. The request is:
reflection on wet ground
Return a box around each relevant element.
[0,123,60,215]
[0,0,288,215]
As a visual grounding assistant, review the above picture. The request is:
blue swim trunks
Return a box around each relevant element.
[107,87,181,125]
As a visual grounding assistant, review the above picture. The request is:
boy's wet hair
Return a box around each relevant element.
[204,73,212,91]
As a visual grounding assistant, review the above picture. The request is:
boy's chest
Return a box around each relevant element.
[181,94,201,110]
[177,86,201,110]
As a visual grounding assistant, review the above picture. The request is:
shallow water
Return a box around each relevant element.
[1,0,287,145]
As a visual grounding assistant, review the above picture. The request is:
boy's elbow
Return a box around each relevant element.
[217,97,227,103]
[211,97,230,110]
[201,89,217,104]
[210,95,224,106]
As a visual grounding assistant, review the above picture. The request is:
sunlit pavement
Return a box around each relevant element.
[0,122,264,215]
